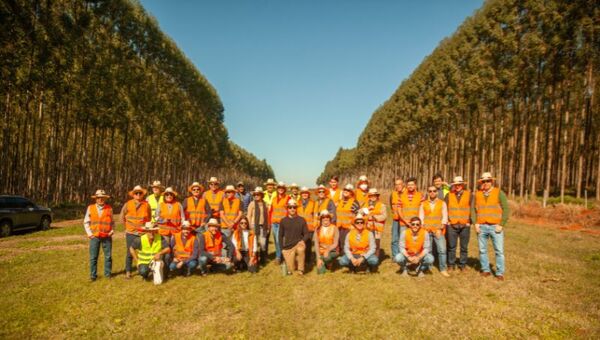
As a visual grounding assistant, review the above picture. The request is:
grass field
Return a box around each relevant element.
[1,218,599,339]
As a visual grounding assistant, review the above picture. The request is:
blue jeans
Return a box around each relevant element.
[272,223,282,260]
[478,224,505,276]
[169,259,198,275]
[391,220,401,258]
[125,233,140,273]
[198,255,233,273]
[338,254,379,271]
[89,237,112,279]
[394,253,434,272]
[430,232,448,271]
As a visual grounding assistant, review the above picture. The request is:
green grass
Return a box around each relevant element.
[1,220,599,338]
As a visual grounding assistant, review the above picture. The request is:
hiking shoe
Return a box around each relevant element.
[496,275,505,281]
[480,271,491,277]
[417,271,425,278]
[400,270,408,277]
[440,270,450,278]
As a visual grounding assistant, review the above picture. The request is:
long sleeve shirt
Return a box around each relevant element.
[170,234,200,263]
[198,232,235,260]
[419,199,448,226]
[181,197,212,225]
[155,202,186,223]
[279,215,310,250]
[399,229,431,256]
[313,226,339,258]
[470,188,510,226]
[247,200,268,228]
[83,204,115,237]
[344,230,376,259]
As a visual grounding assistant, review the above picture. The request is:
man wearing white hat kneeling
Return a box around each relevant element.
[84,189,115,281]
[129,223,170,284]
[197,218,235,275]
[338,213,379,273]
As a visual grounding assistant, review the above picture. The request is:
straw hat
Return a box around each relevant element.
[150,180,165,189]
[91,189,110,199]
[207,177,220,184]
[141,222,159,232]
[368,188,380,196]
[450,176,467,186]
[478,172,496,183]
[289,183,299,189]
[300,186,310,193]
[128,185,147,198]
[264,178,276,186]
[253,187,264,196]
[163,187,178,197]
[207,218,220,227]
[319,209,332,219]
[224,185,236,193]
[187,181,204,193]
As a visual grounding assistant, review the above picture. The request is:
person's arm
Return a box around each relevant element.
[301,219,310,244]
[313,230,320,258]
[328,227,339,253]
[182,198,188,211]
[233,209,242,225]
[441,201,448,226]
[344,234,352,259]
[203,201,212,224]
[278,219,285,248]
[178,202,186,222]
[351,201,360,214]
[252,233,258,253]
[471,193,477,225]
[418,203,425,224]
[499,190,510,226]
[160,238,171,254]
[422,232,430,256]
[247,202,256,228]
[129,238,141,262]
[399,229,409,257]
[83,207,93,237]
[363,233,376,259]
[328,200,337,224]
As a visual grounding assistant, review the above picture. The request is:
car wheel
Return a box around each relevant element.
[0,221,11,238]
[39,216,51,231]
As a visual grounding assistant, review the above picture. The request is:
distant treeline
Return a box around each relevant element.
[0,0,274,204]
[318,0,599,202]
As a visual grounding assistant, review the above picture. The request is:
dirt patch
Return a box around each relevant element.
[511,201,600,236]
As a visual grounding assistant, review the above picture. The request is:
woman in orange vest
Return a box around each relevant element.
[219,185,242,238]
[183,182,211,232]
[390,178,405,259]
[83,189,114,281]
[203,177,224,219]
[313,210,339,274]
[337,213,379,273]
[393,217,434,277]
[472,172,510,281]
[120,185,152,279]
[155,187,186,270]
[232,216,258,273]
[445,176,472,271]
[169,222,198,276]
[270,182,289,264]
[315,185,336,227]
[247,187,269,264]
[336,184,360,252]
[198,218,235,275]
[354,175,370,207]
[419,185,450,277]
[366,188,387,259]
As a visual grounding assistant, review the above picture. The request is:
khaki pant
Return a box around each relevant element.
[282,241,306,273]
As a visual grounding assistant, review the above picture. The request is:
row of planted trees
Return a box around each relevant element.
[0,0,273,205]
[318,0,599,203]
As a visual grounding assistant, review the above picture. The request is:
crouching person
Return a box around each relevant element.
[197,218,235,275]
[338,213,379,273]
[129,223,171,284]
[169,221,199,276]
[314,210,339,274]
[394,217,434,277]
[232,216,258,273]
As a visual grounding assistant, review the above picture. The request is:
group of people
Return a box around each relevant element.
[84,172,509,283]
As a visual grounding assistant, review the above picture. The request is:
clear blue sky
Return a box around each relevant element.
[140,0,483,187]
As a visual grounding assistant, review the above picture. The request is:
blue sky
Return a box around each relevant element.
[140,0,483,187]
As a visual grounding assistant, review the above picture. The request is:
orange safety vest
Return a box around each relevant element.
[400,191,423,221]
[422,198,445,234]
[317,225,336,255]
[336,198,356,230]
[203,231,223,256]
[355,189,369,208]
[204,190,224,218]
[405,227,427,256]
[221,198,241,229]
[448,190,471,224]
[185,196,208,228]
[297,200,316,231]
[271,195,289,224]
[329,188,342,206]
[158,202,182,236]
[366,201,385,232]
[124,200,150,234]
[475,187,503,224]
[232,228,256,258]
[348,228,370,255]
[88,204,113,237]
[391,191,402,221]
[173,232,196,260]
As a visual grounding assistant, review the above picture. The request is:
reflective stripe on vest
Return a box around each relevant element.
[271,195,289,223]
[146,194,164,223]
[186,196,208,227]
[203,231,223,256]
[233,229,256,258]
[204,190,224,218]
[125,200,150,234]
[173,232,196,260]
[336,198,355,229]
[448,190,471,224]
[391,191,402,220]
[355,190,368,208]
[298,200,316,231]
[405,228,427,256]
[138,234,162,265]
[366,201,385,232]
[475,188,503,224]
[400,191,423,220]
[348,229,370,255]
[221,198,241,228]
[422,198,444,233]
[89,204,113,237]
[318,225,336,255]
[158,202,182,234]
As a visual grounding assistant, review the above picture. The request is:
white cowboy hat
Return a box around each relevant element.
[207,177,220,184]
[207,218,220,227]
[300,186,310,193]
[253,187,264,195]
[264,178,276,186]
[358,175,368,183]
[163,187,179,197]
[150,180,165,189]
[128,185,147,197]
[319,209,332,219]
[224,185,236,193]
[316,184,327,193]
[287,198,298,207]
[343,184,355,191]
[354,213,366,222]
[277,181,287,188]
[368,188,380,196]
[91,189,110,199]
[478,172,496,183]
[188,181,204,193]
[289,183,299,189]
[450,176,467,186]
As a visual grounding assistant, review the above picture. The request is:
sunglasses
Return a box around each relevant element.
[209,183,218,186]
[355,221,364,225]
[239,222,248,225]
[288,206,297,209]
[134,192,143,195]
[428,190,438,193]
[192,188,201,192]
[165,193,174,197]
[411,222,421,226]
[481,180,492,183]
